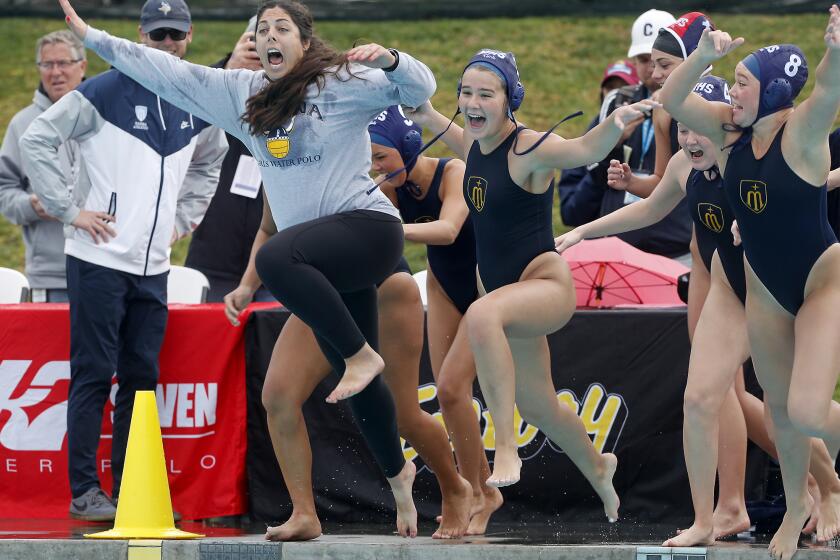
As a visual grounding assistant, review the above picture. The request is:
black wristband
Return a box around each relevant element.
[382,48,400,72]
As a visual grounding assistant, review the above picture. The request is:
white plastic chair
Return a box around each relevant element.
[167,265,209,304]
[412,269,428,308]
[0,267,30,303]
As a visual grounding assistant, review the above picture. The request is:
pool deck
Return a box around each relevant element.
[1,520,839,560]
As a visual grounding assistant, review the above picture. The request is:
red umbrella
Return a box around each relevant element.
[561,237,689,308]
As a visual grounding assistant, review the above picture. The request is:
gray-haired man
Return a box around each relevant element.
[0,30,87,301]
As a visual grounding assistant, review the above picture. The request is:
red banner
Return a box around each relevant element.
[0,303,273,520]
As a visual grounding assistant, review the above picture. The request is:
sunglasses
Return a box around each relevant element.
[148,28,188,41]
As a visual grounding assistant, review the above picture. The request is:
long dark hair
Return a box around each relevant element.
[243,0,354,135]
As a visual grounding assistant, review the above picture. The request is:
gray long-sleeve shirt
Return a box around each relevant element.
[83,27,437,231]
[0,88,77,288]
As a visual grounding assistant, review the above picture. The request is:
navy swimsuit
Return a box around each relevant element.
[723,124,837,314]
[465,127,555,292]
[684,167,747,303]
[396,158,478,314]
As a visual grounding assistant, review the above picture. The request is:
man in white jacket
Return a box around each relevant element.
[0,30,86,301]
[20,0,226,521]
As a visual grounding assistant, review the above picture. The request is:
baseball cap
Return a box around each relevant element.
[140,0,192,33]
[628,9,676,58]
[601,60,640,88]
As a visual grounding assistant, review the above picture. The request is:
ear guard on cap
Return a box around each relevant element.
[402,129,423,162]
[763,78,794,113]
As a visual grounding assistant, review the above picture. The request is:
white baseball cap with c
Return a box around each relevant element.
[628,9,676,58]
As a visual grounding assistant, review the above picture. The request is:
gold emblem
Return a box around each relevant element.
[415,216,434,224]
[266,128,290,159]
[468,176,487,211]
[698,203,724,233]
[265,117,295,159]
[739,179,767,214]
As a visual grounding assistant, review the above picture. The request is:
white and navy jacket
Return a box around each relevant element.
[20,69,227,276]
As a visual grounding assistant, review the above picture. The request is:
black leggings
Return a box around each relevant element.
[256,209,406,477]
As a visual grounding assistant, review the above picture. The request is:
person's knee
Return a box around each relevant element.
[464,299,501,346]
[436,373,469,412]
[380,273,422,309]
[255,239,292,289]
[788,395,829,438]
[517,402,547,429]
[261,379,304,424]
[682,385,720,420]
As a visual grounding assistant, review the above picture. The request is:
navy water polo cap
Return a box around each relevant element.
[692,75,731,104]
[653,12,715,60]
[369,105,424,176]
[459,49,525,117]
[741,44,808,123]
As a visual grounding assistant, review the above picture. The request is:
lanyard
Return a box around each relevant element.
[638,118,654,163]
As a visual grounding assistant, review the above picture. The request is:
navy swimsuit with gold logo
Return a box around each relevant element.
[684,167,746,303]
[723,123,837,314]
[464,127,555,292]
[396,158,478,313]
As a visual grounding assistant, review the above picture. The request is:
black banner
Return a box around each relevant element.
[245,308,745,526]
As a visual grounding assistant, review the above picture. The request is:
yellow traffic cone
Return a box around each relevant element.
[86,390,202,539]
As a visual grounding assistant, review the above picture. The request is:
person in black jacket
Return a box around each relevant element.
[558,9,692,263]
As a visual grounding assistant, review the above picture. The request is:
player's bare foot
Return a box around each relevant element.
[467,484,503,535]
[816,483,840,542]
[712,504,751,539]
[803,478,820,535]
[265,511,322,541]
[591,453,620,522]
[663,523,714,547]
[433,476,472,539]
[768,494,812,560]
[387,460,418,538]
[487,448,521,488]
[325,344,383,403]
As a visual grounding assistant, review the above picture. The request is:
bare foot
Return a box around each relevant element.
[712,505,751,539]
[803,478,820,536]
[387,460,417,538]
[663,523,715,547]
[591,453,620,522]
[768,494,812,560]
[487,448,521,488]
[433,476,472,539]
[467,485,504,535]
[816,484,840,542]
[265,511,322,541]
[325,344,384,403]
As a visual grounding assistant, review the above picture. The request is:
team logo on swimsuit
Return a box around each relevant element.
[265,117,295,159]
[739,180,767,214]
[414,216,435,223]
[698,203,724,233]
[468,176,487,211]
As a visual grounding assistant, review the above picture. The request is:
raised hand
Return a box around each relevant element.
[402,100,435,126]
[613,99,660,130]
[826,4,840,50]
[227,31,262,71]
[58,0,88,40]
[606,159,632,191]
[695,28,745,64]
[347,43,396,69]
